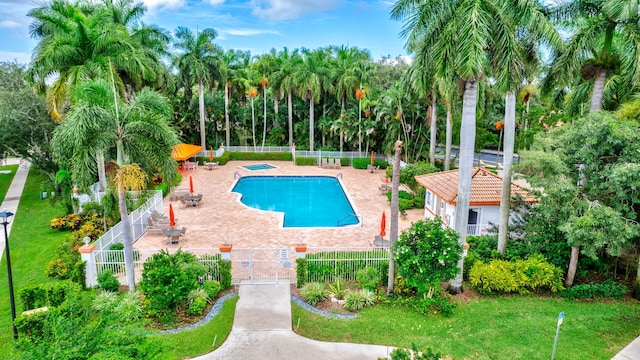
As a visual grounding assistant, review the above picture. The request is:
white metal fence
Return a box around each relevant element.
[467,224,494,236]
[199,147,387,164]
[93,190,163,251]
[229,248,296,284]
[304,247,390,283]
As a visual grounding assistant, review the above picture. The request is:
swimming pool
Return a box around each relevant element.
[231,176,359,227]
[242,163,276,171]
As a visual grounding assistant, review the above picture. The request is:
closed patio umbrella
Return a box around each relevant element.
[380,212,386,236]
[371,151,375,165]
[189,175,194,194]
[169,203,176,227]
[209,147,214,161]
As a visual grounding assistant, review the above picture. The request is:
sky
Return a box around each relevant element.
[0,0,410,65]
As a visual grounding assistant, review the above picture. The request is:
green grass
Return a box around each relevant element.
[0,164,18,203]
[292,295,640,359]
[0,169,68,354]
[157,296,238,359]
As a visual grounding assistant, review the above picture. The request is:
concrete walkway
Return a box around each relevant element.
[195,283,394,360]
[612,339,640,360]
[0,158,30,258]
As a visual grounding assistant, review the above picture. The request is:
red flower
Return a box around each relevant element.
[495,121,504,130]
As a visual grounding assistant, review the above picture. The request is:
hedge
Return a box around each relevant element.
[19,280,82,311]
[559,279,628,299]
[228,152,292,161]
[295,157,318,166]
[352,158,389,170]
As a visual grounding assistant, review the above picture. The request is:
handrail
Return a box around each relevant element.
[336,213,361,227]
[336,172,343,179]
[234,172,242,179]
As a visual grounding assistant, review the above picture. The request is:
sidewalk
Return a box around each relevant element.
[0,158,30,258]
[195,283,394,360]
[612,338,640,360]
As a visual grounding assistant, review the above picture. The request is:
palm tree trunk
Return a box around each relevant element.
[445,103,453,171]
[97,150,107,191]
[498,91,516,255]
[429,93,437,166]
[199,78,206,149]
[225,83,230,146]
[262,86,267,150]
[288,92,293,146]
[450,80,478,294]
[590,69,606,113]
[358,98,362,155]
[387,140,403,294]
[309,96,315,152]
[251,97,256,150]
[119,184,135,291]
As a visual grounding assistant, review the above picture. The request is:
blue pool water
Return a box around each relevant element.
[242,163,276,171]
[231,176,359,227]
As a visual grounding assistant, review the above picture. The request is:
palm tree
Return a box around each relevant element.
[388,140,403,293]
[271,48,301,147]
[51,78,178,290]
[392,0,525,293]
[172,26,220,150]
[546,0,640,113]
[293,49,330,152]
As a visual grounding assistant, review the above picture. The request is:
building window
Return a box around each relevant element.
[426,191,432,206]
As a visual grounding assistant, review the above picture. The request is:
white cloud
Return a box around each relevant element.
[206,0,225,5]
[0,20,20,28]
[250,0,341,21]
[0,50,31,64]
[221,28,279,36]
[141,0,186,12]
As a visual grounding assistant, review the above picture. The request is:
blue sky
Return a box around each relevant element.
[0,0,410,65]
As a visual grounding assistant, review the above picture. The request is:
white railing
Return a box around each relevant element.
[93,190,164,251]
[304,247,390,283]
[199,147,387,164]
[94,248,223,286]
[466,223,493,236]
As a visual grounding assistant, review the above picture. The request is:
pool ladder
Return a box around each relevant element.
[336,213,362,227]
[336,173,343,179]
[234,172,242,179]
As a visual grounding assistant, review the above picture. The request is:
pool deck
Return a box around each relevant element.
[134,160,423,250]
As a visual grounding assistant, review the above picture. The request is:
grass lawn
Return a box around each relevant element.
[292,295,640,359]
[0,164,18,202]
[0,169,68,354]
[157,296,238,359]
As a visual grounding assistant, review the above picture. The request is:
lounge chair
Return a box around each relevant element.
[373,235,390,247]
[321,158,330,168]
[333,158,342,169]
[379,183,391,194]
[146,217,170,235]
[180,227,187,240]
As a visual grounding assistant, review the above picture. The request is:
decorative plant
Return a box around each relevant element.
[344,289,376,311]
[328,279,347,300]
[300,282,327,306]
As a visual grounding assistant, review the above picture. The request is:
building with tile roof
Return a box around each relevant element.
[415,167,536,235]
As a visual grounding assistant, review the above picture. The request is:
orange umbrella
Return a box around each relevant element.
[370,151,375,165]
[169,203,176,227]
[189,175,194,194]
[380,212,386,236]
[209,147,214,161]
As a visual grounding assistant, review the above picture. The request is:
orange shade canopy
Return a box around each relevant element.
[172,144,203,161]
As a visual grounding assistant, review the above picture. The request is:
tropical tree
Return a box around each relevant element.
[388,140,403,293]
[51,78,178,290]
[271,48,301,147]
[172,26,220,149]
[546,0,640,113]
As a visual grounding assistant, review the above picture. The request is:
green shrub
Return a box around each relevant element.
[559,279,628,299]
[199,255,231,290]
[218,260,232,290]
[203,280,221,300]
[19,280,81,311]
[15,309,48,339]
[81,201,103,215]
[187,297,208,316]
[356,267,380,291]
[352,158,371,169]
[296,258,308,287]
[386,162,438,192]
[109,242,124,250]
[114,291,144,322]
[139,250,206,319]
[344,289,376,311]
[469,255,565,295]
[154,182,169,197]
[295,157,317,166]
[97,270,121,292]
[300,282,327,306]
[228,151,292,161]
[328,279,347,299]
[390,343,442,360]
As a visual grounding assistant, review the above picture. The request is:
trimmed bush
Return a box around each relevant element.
[559,279,628,299]
[469,255,565,295]
[199,255,232,290]
[352,157,388,170]
[19,280,81,311]
[295,157,317,166]
[15,309,48,339]
[300,282,327,306]
[228,151,292,161]
[356,267,380,291]
[296,258,308,287]
[203,280,221,300]
[97,269,120,292]
[344,289,376,311]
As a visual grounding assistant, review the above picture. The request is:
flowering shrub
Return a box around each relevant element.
[50,213,102,233]
[393,218,462,296]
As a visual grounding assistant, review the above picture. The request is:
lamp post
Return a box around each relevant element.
[0,209,17,340]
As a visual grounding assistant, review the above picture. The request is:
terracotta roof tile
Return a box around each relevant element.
[415,167,536,205]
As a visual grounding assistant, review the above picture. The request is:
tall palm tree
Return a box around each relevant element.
[388,140,403,293]
[172,26,220,150]
[51,78,178,290]
[392,0,524,293]
[271,47,301,147]
[293,49,330,151]
[546,0,640,113]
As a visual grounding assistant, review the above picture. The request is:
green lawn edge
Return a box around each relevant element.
[292,296,640,359]
[0,164,19,203]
